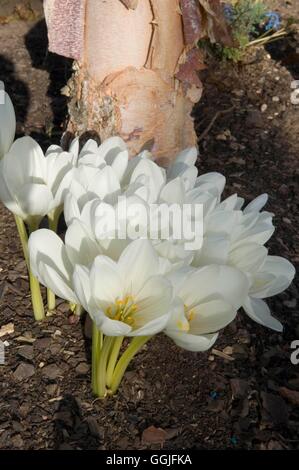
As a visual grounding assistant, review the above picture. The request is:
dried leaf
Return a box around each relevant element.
[176,48,206,87]
[0,322,14,338]
[279,387,299,406]
[180,0,202,45]
[196,0,234,46]
[120,0,138,10]
[142,425,167,445]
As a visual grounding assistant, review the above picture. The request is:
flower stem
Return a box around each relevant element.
[46,209,61,312]
[97,336,114,398]
[109,336,151,395]
[27,219,45,321]
[14,215,29,269]
[47,289,56,312]
[14,215,45,321]
[92,322,100,395]
[106,336,124,389]
[29,269,46,321]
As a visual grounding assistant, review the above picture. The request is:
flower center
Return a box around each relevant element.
[105,295,138,326]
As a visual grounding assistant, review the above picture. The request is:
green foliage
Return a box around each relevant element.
[199,0,290,63]
[222,0,266,61]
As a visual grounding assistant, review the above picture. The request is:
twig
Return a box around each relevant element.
[198,106,235,142]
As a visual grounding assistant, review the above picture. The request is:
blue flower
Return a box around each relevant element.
[264,11,281,31]
[223,3,234,22]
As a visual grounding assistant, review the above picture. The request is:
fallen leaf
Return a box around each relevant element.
[279,387,299,406]
[142,425,167,445]
[0,322,14,338]
[212,348,234,361]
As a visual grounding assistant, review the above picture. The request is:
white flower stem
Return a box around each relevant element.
[14,215,45,322]
[29,269,46,321]
[14,215,29,269]
[106,336,124,389]
[46,209,61,311]
[109,336,152,396]
[96,336,114,398]
[92,322,100,395]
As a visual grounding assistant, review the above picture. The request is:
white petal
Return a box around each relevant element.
[193,234,230,266]
[88,166,120,199]
[29,229,73,281]
[118,239,159,294]
[251,256,295,298]
[37,261,78,303]
[159,177,185,204]
[64,192,81,226]
[90,256,124,306]
[244,194,268,213]
[17,183,53,217]
[72,264,92,312]
[178,265,249,310]
[0,87,16,157]
[229,243,268,274]
[167,331,218,352]
[174,147,197,166]
[65,219,100,266]
[243,297,283,332]
[100,316,132,336]
[189,299,236,334]
[105,149,128,181]
[196,172,226,196]
[0,167,26,218]
[130,313,170,336]
[5,137,46,191]
[97,136,127,161]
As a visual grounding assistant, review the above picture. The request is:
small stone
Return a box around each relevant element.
[11,434,24,449]
[283,299,297,308]
[75,363,90,376]
[13,362,35,381]
[46,384,60,397]
[278,184,289,196]
[245,110,264,128]
[261,392,288,425]
[272,96,280,102]
[230,378,248,399]
[261,104,268,113]
[34,337,51,350]
[86,416,102,438]
[17,345,34,361]
[42,364,63,380]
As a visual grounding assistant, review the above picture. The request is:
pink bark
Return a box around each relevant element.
[43,0,85,60]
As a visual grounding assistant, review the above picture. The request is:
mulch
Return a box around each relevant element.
[0,0,298,450]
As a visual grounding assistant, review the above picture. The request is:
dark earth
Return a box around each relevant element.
[0,0,298,450]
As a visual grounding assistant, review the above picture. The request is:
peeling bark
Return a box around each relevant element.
[44,0,231,161]
[66,0,199,163]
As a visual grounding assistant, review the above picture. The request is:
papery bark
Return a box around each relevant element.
[44,0,230,162]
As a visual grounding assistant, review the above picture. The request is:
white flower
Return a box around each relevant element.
[0,81,16,158]
[29,233,173,336]
[193,194,295,331]
[73,239,173,336]
[165,265,249,351]
[0,136,73,221]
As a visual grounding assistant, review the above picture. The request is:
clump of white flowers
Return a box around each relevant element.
[0,82,295,397]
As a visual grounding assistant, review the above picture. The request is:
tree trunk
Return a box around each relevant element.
[44,0,230,163]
